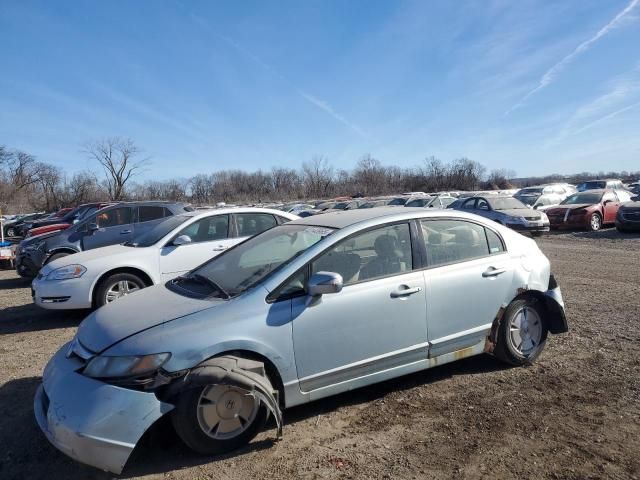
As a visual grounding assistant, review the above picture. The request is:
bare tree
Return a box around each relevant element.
[301,156,334,198]
[84,137,148,200]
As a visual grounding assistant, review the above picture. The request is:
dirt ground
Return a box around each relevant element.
[1,230,639,480]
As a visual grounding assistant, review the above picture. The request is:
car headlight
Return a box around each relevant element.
[83,353,171,379]
[46,264,87,280]
[505,215,523,223]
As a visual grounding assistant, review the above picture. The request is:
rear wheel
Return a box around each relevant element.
[5,226,16,237]
[588,213,602,231]
[494,298,548,366]
[95,272,145,307]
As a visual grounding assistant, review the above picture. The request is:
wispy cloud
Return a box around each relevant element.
[548,63,640,143]
[505,0,640,115]
[192,15,368,138]
[573,100,640,134]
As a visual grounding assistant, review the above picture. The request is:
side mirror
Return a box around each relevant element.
[307,272,343,296]
[172,234,192,246]
[603,199,612,205]
[86,222,99,233]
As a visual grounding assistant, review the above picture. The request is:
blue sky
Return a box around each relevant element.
[1,0,639,179]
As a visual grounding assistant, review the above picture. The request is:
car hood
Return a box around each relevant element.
[547,203,593,213]
[497,208,542,218]
[77,283,220,353]
[620,201,640,210]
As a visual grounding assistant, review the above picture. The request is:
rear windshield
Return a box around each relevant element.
[577,181,606,191]
[388,197,408,206]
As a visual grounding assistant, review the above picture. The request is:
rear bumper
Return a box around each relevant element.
[543,277,568,334]
[34,345,174,474]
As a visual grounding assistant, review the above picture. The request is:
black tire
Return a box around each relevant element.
[45,252,70,265]
[94,272,146,308]
[171,368,270,455]
[588,212,602,231]
[493,297,548,366]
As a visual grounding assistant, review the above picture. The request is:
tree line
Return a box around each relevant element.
[1,138,638,214]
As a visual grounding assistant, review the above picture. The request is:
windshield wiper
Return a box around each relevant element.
[188,273,230,299]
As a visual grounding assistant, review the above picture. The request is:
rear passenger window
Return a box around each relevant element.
[138,206,168,223]
[96,207,131,228]
[420,220,503,267]
[486,228,505,254]
[235,213,277,237]
[312,223,412,285]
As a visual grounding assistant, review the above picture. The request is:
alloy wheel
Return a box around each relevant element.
[105,280,141,303]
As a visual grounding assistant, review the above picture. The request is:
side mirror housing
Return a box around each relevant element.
[86,222,99,233]
[173,234,192,246]
[307,271,343,296]
[603,199,612,205]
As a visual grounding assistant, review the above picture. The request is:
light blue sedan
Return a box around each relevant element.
[35,207,567,473]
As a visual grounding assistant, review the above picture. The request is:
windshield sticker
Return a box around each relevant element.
[304,226,333,236]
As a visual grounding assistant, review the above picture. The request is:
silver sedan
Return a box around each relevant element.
[35,207,567,473]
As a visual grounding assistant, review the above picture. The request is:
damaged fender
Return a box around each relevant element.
[167,355,283,439]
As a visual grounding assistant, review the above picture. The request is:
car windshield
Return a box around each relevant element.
[561,193,602,205]
[405,197,433,207]
[577,181,606,191]
[487,197,528,210]
[125,215,191,247]
[388,197,408,206]
[517,188,544,196]
[179,224,334,298]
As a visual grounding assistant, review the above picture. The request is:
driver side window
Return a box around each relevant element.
[311,223,413,286]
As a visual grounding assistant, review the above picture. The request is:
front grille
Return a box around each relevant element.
[623,211,640,221]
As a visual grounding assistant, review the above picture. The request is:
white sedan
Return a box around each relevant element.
[31,208,298,309]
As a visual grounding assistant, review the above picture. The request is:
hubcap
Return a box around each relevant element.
[197,385,258,440]
[105,280,140,303]
[508,306,543,357]
[591,215,601,230]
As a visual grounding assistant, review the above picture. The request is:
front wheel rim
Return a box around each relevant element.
[197,385,259,440]
[508,306,543,357]
[591,215,601,230]
[7,228,14,236]
[105,280,140,303]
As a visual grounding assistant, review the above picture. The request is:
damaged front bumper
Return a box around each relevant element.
[34,344,174,474]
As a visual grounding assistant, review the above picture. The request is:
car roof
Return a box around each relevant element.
[289,206,464,229]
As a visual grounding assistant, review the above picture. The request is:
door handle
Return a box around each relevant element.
[390,286,422,298]
[120,229,132,234]
[212,246,227,251]
[482,267,506,277]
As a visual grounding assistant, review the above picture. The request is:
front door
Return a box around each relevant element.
[419,219,514,357]
[81,206,134,250]
[602,191,619,223]
[291,222,428,392]
[159,214,235,280]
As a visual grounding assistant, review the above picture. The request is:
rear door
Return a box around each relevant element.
[159,214,232,280]
[419,219,514,357]
[81,206,134,250]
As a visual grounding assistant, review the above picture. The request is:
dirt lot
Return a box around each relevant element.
[1,230,639,480]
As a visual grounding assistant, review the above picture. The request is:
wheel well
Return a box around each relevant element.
[92,267,154,306]
[511,290,567,334]
[45,248,77,264]
[210,350,285,407]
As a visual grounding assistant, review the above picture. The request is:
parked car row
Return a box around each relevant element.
[33,206,568,474]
